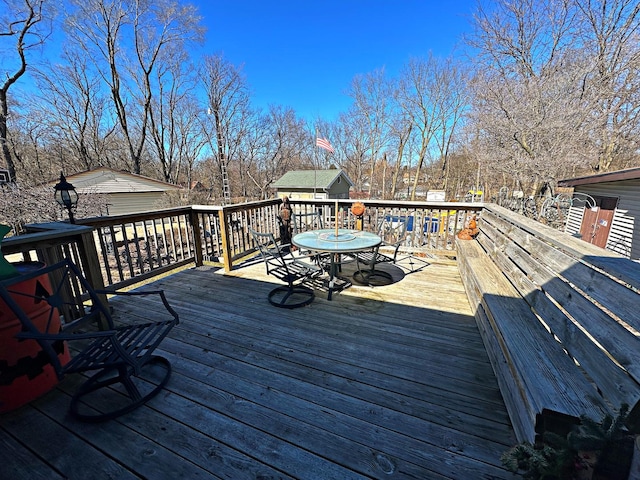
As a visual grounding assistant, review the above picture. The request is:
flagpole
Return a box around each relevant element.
[314,132,334,202]
[314,129,318,200]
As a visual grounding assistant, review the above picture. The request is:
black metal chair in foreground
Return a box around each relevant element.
[0,259,179,422]
[249,227,322,308]
[352,215,408,286]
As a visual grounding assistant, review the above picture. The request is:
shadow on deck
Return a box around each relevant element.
[1,256,519,479]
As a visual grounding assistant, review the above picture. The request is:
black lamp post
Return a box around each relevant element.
[53,173,78,224]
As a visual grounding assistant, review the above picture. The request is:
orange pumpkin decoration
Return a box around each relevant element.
[468,217,477,229]
[351,202,365,217]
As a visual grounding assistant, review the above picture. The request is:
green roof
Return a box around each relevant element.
[272,170,353,189]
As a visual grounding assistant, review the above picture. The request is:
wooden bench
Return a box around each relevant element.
[457,204,640,443]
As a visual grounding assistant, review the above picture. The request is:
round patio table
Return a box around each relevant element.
[292,229,381,300]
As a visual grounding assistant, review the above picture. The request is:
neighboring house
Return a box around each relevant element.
[272,169,354,200]
[188,181,208,192]
[559,167,640,260]
[63,168,182,216]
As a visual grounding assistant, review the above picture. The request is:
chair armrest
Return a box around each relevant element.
[374,236,406,263]
[96,289,179,325]
[15,329,117,342]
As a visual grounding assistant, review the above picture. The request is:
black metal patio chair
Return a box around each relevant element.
[0,258,179,422]
[291,210,333,270]
[249,227,322,308]
[352,215,408,286]
[292,210,324,233]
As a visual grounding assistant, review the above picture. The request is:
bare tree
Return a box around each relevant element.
[467,0,640,195]
[66,0,135,168]
[467,0,593,194]
[133,0,204,180]
[246,105,308,199]
[148,62,205,184]
[338,107,370,195]
[199,54,251,200]
[433,58,468,194]
[169,98,208,187]
[348,69,392,198]
[397,55,454,200]
[65,0,203,175]
[34,49,116,171]
[387,111,413,200]
[0,0,51,181]
[5,104,55,185]
[574,0,640,172]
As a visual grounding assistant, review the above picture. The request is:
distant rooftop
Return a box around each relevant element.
[559,167,640,187]
[272,169,353,190]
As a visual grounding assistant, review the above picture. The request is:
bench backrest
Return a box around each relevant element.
[477,205,640,413]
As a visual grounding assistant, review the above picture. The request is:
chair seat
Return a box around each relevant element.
[353,250,394,266]
[64,319,176,375]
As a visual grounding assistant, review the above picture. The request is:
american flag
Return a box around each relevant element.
[316,137,334,153]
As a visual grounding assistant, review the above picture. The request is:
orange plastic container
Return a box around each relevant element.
[0,262,71,413]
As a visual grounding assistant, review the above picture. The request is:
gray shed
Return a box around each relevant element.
[63,168,182,216]
[272,169,353,200]
[559,167,640,260]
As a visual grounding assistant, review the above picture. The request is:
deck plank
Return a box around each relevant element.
[1,257,518,479]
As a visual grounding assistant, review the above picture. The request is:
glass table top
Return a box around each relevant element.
[292,229,381,253]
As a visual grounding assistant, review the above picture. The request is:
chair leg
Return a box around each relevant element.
[69,355,172,422]
[352,267,393,286]
[268,285,315,309]
[352,257,393,287]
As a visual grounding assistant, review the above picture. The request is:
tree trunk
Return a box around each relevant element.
[0,92,15,181]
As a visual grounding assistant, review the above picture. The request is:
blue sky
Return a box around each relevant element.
[194,1,476,121]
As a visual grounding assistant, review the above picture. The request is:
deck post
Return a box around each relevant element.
[218,207,233,271]
[189,209,204,267]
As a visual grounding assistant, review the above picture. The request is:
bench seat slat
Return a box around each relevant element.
[483,208,640,331]
[458,238,609,442]
[477,221,640,408]
[458,205,640,444]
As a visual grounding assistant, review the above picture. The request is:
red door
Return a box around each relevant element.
[579,196,618,248]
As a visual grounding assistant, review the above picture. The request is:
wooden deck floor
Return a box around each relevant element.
[1,255,519,479]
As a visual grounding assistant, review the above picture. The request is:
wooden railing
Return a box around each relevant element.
[2,199,483,291]
[2,222,107,294]
[287,199,483,253]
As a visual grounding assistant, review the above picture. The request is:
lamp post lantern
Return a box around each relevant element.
[53,173,78,224]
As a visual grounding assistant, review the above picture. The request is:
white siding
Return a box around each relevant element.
[565,206,585,237]
[277,190,328,200]
[574,179,640,260]
[106,192,168,216]
[61,168,181,217]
